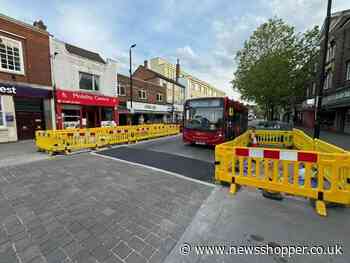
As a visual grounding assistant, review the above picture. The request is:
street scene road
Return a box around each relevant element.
[1,134,350,263]
[1,1,350,263]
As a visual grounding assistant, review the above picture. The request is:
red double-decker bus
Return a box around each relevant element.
[183,97,248,146]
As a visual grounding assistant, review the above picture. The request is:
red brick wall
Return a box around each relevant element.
[0,16,52,86]
[117,74,166,105]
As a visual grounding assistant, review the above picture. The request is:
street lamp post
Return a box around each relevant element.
[172,76,175,123]
[51,52,59,129]
[314,0,332,138]
[129,44,136,116]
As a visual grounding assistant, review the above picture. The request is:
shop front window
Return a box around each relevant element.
[79,72,100,91]
[0,96,5,127]
[62,109,81,129]
[102,108,113,121]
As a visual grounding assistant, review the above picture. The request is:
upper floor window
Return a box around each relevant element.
[326,41,336,62]
[79,72,100,91]
[0,36,24,75]
[346,61,350,81]
[156,93,163,102]
[138,89,146,99]
[117,83,126,96]
[0,96,5,127]
[324,71,333,90]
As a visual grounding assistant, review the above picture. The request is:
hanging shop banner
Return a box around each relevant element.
[56,89,118,107]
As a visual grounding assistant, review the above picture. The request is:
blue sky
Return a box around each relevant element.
[1,0,349,99]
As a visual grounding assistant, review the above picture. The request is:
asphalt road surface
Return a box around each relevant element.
[98,135,215,183]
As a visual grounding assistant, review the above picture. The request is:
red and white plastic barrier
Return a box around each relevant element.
[235,148,318,163]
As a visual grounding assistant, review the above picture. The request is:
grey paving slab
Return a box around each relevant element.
[112,241,133,259]
[164,187,350,263]
[0,140,49,168]
[0,153,212,263]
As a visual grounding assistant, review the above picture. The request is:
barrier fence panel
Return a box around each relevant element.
[255,130,293,148]
[36,124,180,155]
[215,128,350,216]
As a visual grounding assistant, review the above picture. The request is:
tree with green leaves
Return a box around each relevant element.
[233,18,320,120]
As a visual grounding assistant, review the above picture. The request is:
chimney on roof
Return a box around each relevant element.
[144,60,148,68]
[176,58,180,82]
[33,20,47,31]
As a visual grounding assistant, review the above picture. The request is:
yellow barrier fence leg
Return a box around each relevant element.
[229,183,238,194]
[315,200,327,217]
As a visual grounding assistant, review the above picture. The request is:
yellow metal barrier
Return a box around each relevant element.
[36,124,180,155]
[215,129,350,216]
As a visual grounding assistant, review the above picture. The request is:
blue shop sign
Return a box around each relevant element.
[0,82,52,98]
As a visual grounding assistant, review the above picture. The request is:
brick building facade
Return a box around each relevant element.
[300,10,350,133]
[0,14,53,142]
[133,61,185,122]
[117,73,170,125]
[316,10,350,133]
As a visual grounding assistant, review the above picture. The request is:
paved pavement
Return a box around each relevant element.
[165,187,350,263]
[297,127,350,150]
[0,153,213,263]
[0,140,50,168]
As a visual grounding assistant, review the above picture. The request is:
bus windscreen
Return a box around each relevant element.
[184,103,224,131]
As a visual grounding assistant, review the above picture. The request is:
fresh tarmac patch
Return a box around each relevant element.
[96,146,215,184]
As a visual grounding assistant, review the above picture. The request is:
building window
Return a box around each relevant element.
[324,71,333,90]
[0,36,24,75]
[117,83,126,96]
[312,82,316,96]
[156,93,163,102]
[79,72,100,91]
[0,96,5,127]
[346,61,350,81]
[138,89,146,99]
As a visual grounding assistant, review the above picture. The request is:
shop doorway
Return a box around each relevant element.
[119,114,128,125]
[84,109,97,128]
[14,97,45,140]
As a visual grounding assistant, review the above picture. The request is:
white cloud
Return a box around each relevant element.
[176,46,197,60]
[264,0,350,30]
